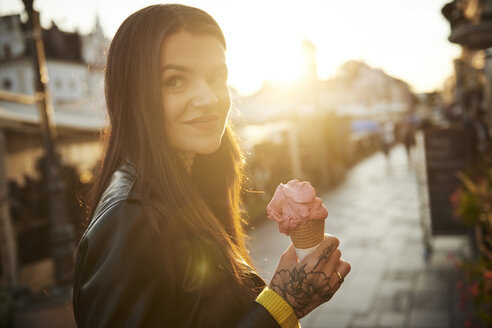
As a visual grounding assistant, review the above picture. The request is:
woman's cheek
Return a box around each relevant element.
[218,90,230,111]
[162,93,187,123]
[162,95,186,147]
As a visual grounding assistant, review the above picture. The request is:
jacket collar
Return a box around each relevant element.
[88,159,139,229]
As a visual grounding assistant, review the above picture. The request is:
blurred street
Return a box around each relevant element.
[249,146,472,328]
[0,0,491,327]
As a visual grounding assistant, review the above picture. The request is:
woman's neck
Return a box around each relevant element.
[178,151,196,175]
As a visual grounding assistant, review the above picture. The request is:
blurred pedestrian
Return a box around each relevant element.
[380,120,395,159]
[72,4,350,327]
[402,122,416,164]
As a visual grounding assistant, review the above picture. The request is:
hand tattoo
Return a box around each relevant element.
[269,244,337,318]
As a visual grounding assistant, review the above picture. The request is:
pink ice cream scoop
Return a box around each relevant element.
[266,179,328,235]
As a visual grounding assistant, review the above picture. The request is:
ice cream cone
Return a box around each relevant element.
[290,219,325,249]
[290,220,325,261]
[266,179,327,261]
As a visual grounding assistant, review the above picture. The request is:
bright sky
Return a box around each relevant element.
[1,0,461,95]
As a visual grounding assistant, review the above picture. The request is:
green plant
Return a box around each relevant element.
[451,166,492,326]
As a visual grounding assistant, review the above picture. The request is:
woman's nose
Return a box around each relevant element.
[191,80,219,107]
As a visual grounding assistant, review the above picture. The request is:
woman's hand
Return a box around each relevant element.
[268,234,351,319]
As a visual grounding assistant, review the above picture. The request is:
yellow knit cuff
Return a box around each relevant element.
[255,287,300,328]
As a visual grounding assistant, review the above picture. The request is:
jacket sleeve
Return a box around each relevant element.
[234,301,281,328]
[73,199,282,328]
[73,200,178,328]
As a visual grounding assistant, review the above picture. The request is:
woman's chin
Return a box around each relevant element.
[197,144,221,155]
[190,140,222,155]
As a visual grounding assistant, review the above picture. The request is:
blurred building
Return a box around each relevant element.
[0,14,107,182]
[319,61,414,119]
[238,60,414,124]
[0,13,108,293]
[411,0,492,242]
[0,14,107,103]
[442,0,492,127]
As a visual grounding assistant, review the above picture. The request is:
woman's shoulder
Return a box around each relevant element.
[79,161,170,253]
[73,190,179,327]
[88,160,138,228]
[82,200,148,245]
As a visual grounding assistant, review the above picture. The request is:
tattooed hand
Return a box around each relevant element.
[269,234,351,319]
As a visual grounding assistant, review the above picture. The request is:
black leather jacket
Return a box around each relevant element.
[72,162,280,327]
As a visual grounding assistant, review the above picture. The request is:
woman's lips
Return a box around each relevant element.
[184,115,220,130]
[185,120,218,130]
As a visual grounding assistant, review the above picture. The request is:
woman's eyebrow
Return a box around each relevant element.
[161,64,192,72]
[161,64,228,73]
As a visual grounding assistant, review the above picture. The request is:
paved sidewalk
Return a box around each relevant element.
[248,146,472,328]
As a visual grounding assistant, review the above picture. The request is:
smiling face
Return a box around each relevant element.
[160,31,231,155]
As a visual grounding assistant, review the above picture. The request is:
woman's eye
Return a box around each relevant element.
[164,76,186,88]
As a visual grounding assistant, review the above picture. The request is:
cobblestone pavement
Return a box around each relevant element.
[248,146,473,328]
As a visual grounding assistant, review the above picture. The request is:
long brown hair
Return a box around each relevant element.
[84,4,263,308]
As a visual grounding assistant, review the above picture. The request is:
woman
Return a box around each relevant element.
[72,4,350,327]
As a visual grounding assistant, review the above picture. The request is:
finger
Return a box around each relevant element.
[327,262,349,291]
[335,259,351,279]
[303,234,339,263]
[305,234,340,266]
[328,271,344,291]
[321,233,340,250]
[323,248,341,273]
[317,259,350,304]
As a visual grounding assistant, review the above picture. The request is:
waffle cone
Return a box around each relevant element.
[290,220,325,249]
